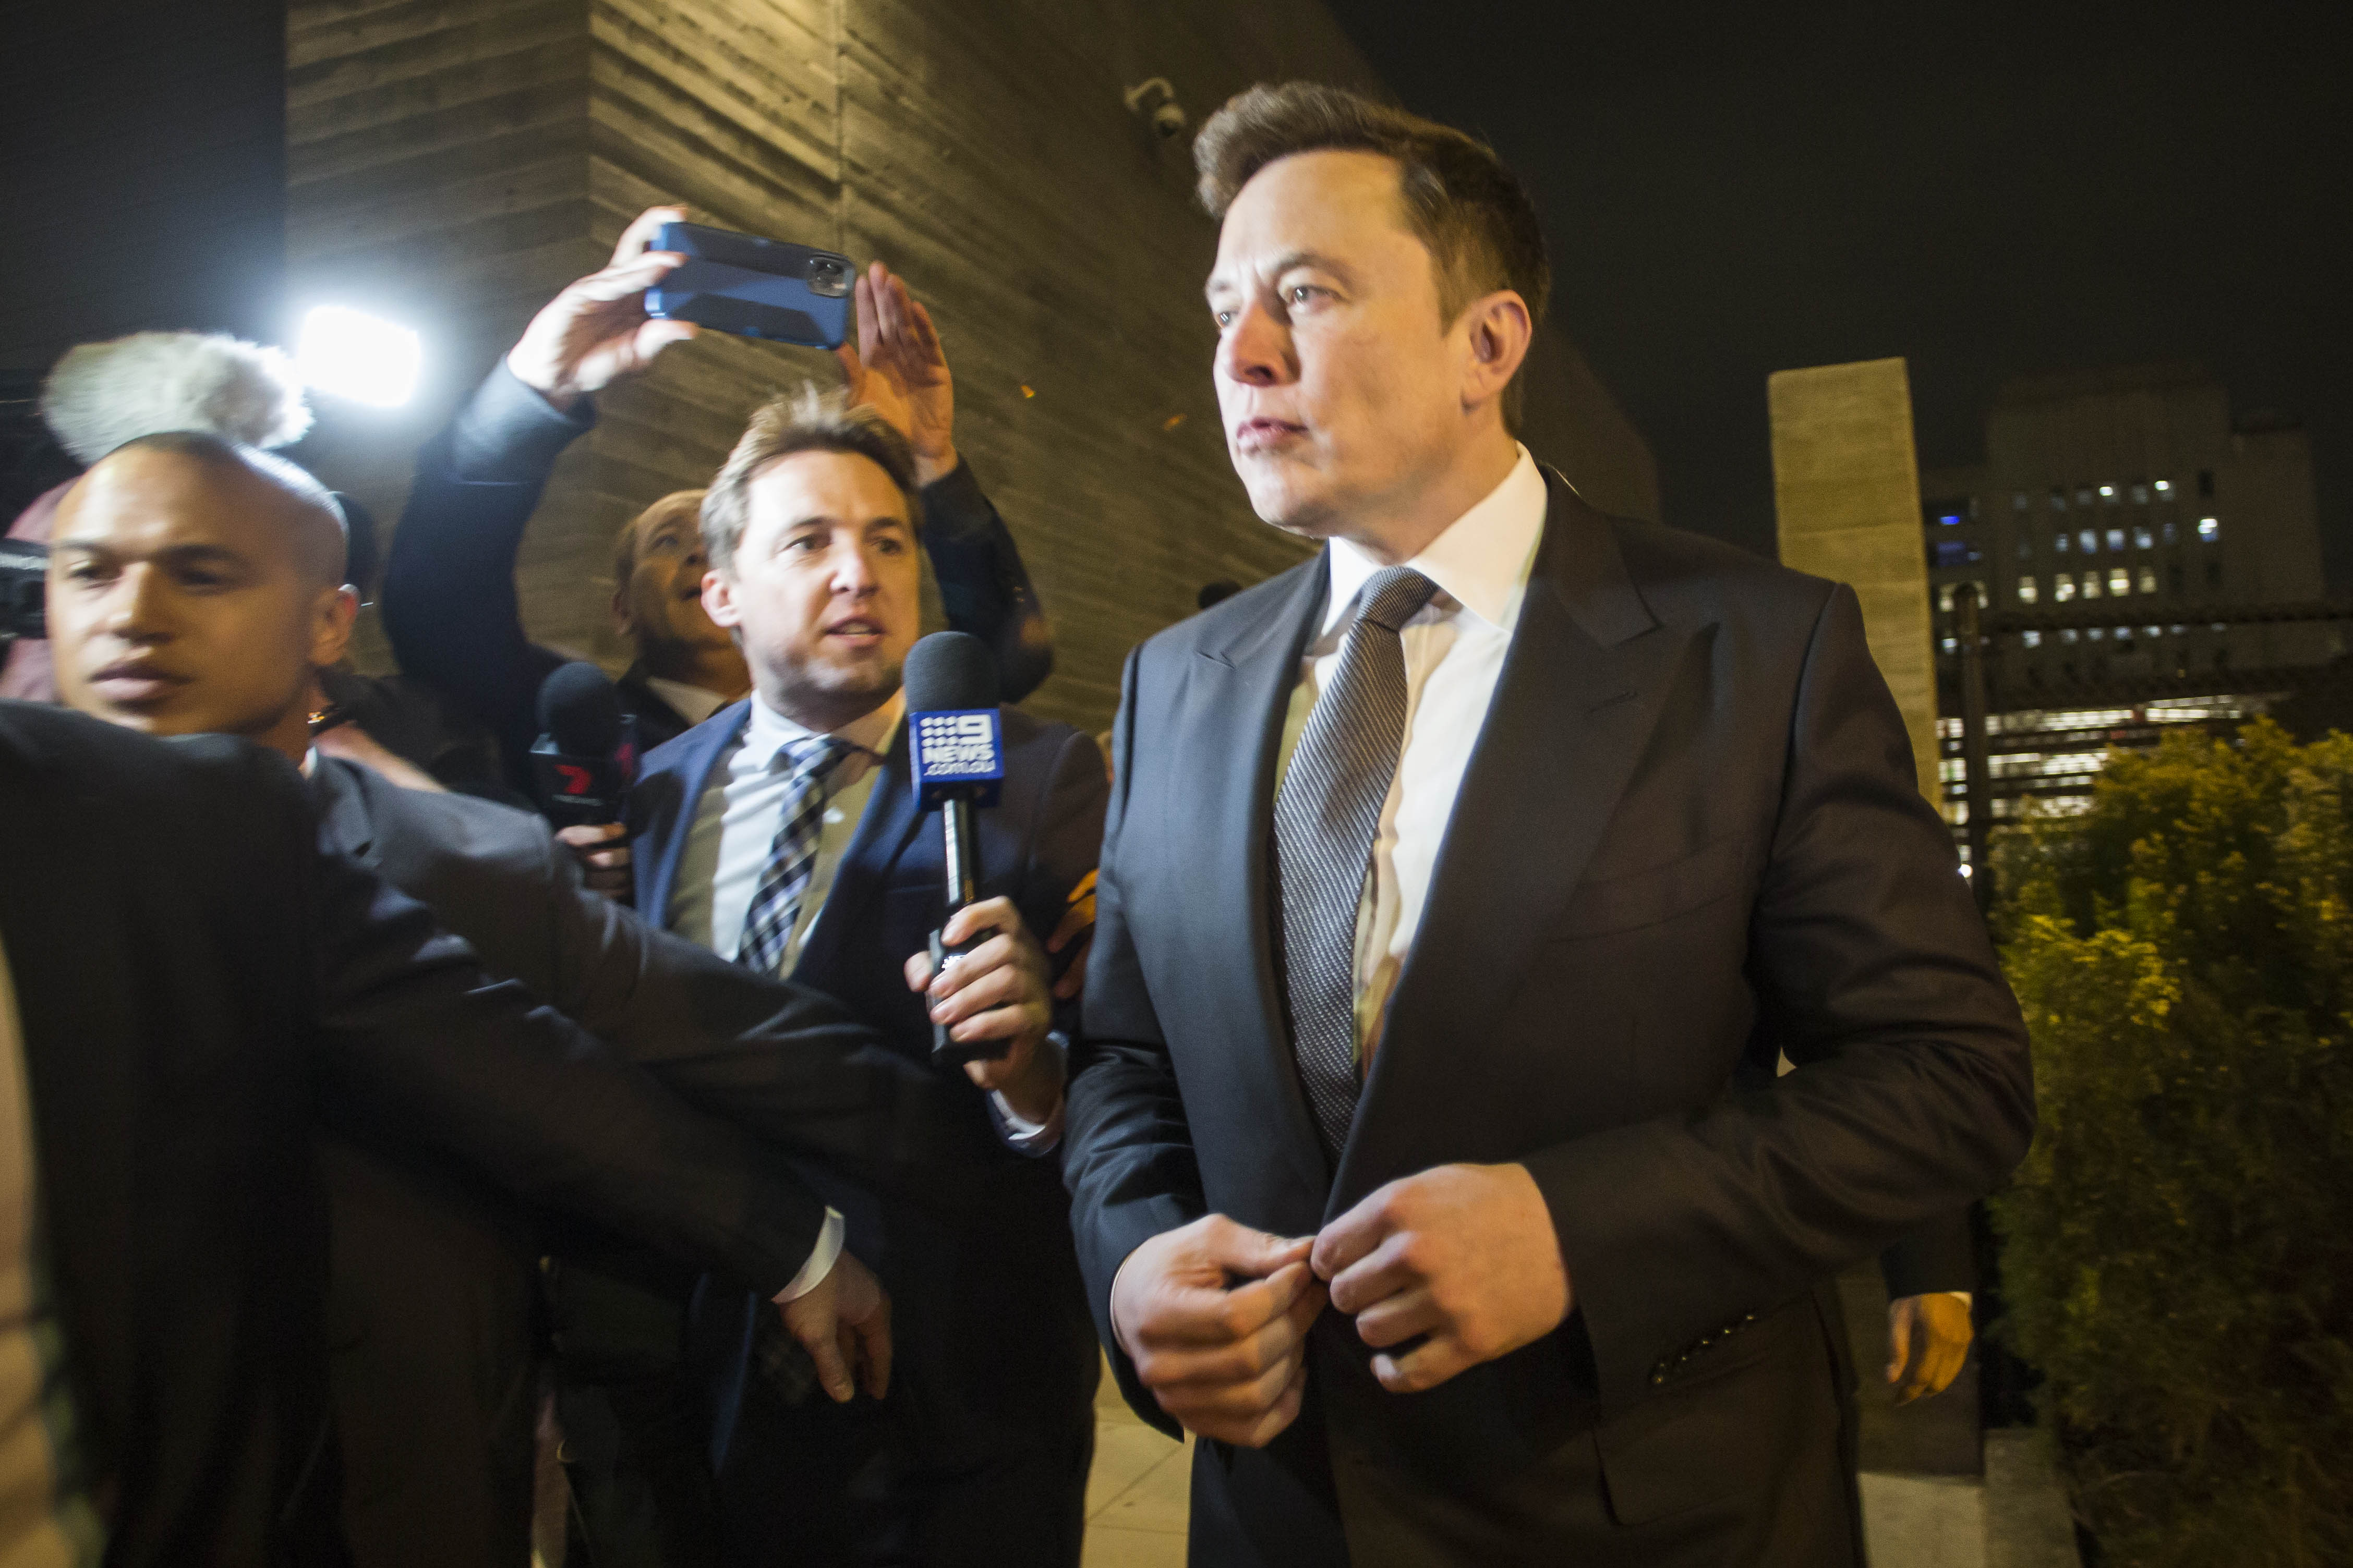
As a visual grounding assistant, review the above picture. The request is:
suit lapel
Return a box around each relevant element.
[643,700,751,922]
[791,723,925,984]
[1182,556,1335,1203]
[1334,476,1698,1204]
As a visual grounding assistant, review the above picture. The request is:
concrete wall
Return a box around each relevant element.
[1768,358,1942,806]
[286,0,1656,732]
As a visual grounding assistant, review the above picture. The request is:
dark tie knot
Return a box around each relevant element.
[1355,566,1438,633]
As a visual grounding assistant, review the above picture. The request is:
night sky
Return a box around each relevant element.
[1324,2,2351,579]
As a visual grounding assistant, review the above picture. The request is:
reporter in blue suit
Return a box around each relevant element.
[626,395,1106,1565]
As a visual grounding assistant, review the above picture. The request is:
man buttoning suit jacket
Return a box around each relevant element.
[629,395,1105,1565]
[381,205,1053,802]
[0,702,905,1568]
[1061,84,2036,1567]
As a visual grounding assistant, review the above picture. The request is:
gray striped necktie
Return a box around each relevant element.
[735,734,853,975]
[1274,565,1438,1159]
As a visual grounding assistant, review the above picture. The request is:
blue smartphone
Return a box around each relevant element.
[645,222,853,349]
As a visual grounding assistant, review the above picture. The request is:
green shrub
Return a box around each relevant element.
[1992,721,2353,1566]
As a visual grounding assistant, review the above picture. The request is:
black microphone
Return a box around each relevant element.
[528,661,640,828]
[903,630,1008,1066]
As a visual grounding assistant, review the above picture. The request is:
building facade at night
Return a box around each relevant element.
[1918,363,2331,830]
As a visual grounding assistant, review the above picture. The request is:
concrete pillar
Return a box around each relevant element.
[1769,358,1943,807]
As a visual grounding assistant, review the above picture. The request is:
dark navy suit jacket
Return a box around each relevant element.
[632,697,1108,1471]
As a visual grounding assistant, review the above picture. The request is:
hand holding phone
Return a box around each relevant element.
[505,204,703,411]
[646,222,855,349]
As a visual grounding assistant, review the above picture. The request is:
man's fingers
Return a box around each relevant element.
[1310,1183,1398,1283]
[1351,1282,1440,1351]
[1886,1300,1916,1384]
[903,949,935,994]
[854,1305,893,1400]
[906,298,944,363]
[793,1309,856,1403]
[938,896,1019,952]
[612,203,688,264]
[1325,1229,1417,1317]
[569,251,685,305]
[854,269,883,363]
[926,931,1020,1004]
[1134,1259,1313,1353]
[1372,1333,1476,1395]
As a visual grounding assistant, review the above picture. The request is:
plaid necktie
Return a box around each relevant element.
[1273,565,1438,1159]
[735,734,853,975]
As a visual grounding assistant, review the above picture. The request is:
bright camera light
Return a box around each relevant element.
[296,306,420,407]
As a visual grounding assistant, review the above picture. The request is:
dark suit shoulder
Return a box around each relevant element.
[1133,555,1323,666]
[1604,513,1838,630]
[319,756,554,878]
[0,704,310,851]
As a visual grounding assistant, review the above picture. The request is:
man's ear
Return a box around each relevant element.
[311,584,361,668]
[611,588,637,639]
[1458,289,1534,414]
[701,568,742,632]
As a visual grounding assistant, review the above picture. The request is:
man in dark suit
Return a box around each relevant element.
[0,699,907,1567]
[1061,83,2036,1565]
[381,204,1053,805]
[38,429,1066,1567]
[628,395,1106,1564]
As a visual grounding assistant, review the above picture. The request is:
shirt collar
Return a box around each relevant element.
[742,687,905,771]
[1322,445,1548,637]
[642,676,731,727]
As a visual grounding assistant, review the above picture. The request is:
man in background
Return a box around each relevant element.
[39,429,1066,1567]
[383,206,1054,803]
[627,396,1105,1565]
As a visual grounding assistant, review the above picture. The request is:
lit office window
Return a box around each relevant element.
[2162,520,2178,545]
[2089,626,2106,640]
[2062,628,2080,645]
[2131,483,2150,504]
[2199,516,2219,540]
[2133,526,2152,549]
[1941,636,1958,653]
[2110,567,2131,595]
[2022,629,2042,648]
[2099,484,2116,500]
[2144,625,2162,640]
[2139,567,2158,594]
[2080,529,2098,553]
[2106,528,2125,551]
[2155,479,2174,496]
[2055,531,2071,553]
[1938,584,1954,612]
[2083,572,2103,598]
[2055,577,2078,602]
[2018,576,2038,604]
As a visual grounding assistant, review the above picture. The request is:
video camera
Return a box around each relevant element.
[0,538,43,642]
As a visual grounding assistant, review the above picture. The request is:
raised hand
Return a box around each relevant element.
[505,204,702,411]
[1887,1293,1974,1404]
[1312,1162,1571,1395]
[836,262,957,484]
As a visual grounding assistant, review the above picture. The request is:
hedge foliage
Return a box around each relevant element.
[1991,721,2353,1565]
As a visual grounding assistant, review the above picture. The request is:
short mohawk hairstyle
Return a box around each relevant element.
[40,332,311,465]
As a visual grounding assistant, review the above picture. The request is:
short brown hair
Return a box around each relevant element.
[1194,83,1550,426]
[610,489,705,591]
[699,391,923,577]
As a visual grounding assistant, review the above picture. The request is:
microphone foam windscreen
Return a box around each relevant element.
[538,661,625,756]
[902,630,999,713]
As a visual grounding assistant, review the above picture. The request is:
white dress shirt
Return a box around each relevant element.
[1275,445,1549,1061]
[641,675,731,730]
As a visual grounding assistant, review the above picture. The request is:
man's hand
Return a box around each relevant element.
[1046,870,1095,1002]
[1312,1163,1571,1395]
[556,822,632,902]
[1888,1293,1974,1405]
[779,1250,892,1404]
[836,262,957,484]
[901,896,1059,1122]
[1112,1217,1326,1447]
[506,204,701,411]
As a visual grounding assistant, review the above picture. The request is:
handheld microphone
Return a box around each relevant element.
[528,661,640,828]
[903,630,1008,1067]
[0,538,46,642]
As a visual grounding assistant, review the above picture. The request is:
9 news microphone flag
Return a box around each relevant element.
[903,631,1007,1066]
